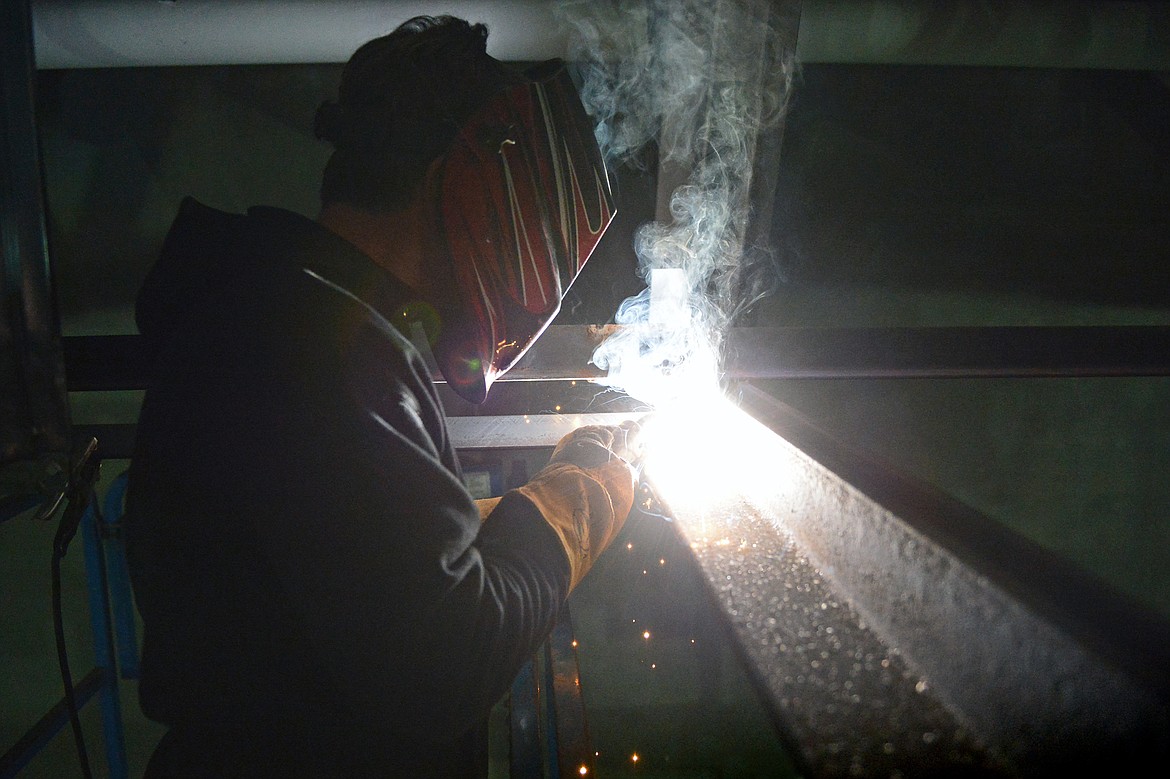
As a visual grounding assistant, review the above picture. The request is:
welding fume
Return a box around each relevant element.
[559,0,795,510]
[122,15,645,777]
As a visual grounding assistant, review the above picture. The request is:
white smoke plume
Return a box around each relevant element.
[557,0,797,407]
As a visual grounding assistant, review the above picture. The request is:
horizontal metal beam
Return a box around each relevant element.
[33,0,568,69]
[74,412,641,460]
[63,335,153,392]
[796,0,1170,70]
[62,326,1170,392]
[446,413,640,450]
[34,0,1170,72]
[61,322,1170,459]
[726,326,1170,379]
[648,383,1170,777]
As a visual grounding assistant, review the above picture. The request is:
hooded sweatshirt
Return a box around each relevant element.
[125,198,570,777]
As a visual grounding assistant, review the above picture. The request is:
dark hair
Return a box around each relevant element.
[315,15,521,212]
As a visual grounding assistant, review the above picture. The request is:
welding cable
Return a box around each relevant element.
[50,477,98,779]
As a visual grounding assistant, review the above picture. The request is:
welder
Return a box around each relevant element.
[124,15,636,777]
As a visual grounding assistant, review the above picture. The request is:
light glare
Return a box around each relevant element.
[641,392,796,513]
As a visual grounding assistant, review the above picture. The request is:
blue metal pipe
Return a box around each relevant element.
[81,503,128,779]
[100,471,139,678]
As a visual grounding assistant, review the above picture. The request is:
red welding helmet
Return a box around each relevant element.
[432,60,615,403]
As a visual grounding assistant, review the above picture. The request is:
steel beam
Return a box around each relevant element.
[31,1,1170,72]
[796,0,1170,70]
[446,413,640,450]
[72,412,642,461]
[2,0,72,510]
[62,326,1170,392]
[60,323,1170,459]
[646,383,1170,777]
[32,0,568,69]
[725,325,1170,379]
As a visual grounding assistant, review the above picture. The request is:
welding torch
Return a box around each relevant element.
[615,418,671,523]
[545,416,672,522]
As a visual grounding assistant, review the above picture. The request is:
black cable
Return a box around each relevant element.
[50,473,98,779]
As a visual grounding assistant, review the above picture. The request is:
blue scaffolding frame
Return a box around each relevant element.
[1,471,137,779]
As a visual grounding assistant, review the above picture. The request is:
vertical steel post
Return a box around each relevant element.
[0,0,72,469]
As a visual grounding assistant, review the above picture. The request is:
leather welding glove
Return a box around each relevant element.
[475,497,502,522]
[547,420,644,471]
[517,420,641,590]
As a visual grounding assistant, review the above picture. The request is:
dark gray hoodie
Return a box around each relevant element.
[126,198,568,777]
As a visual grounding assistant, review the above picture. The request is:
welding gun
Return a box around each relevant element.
[555,418,670,522]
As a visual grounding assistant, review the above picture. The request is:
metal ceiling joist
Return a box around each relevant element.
[33,1,1169,71]
[797,0,1170,70]
[32,0,569,69]
[60,326,1170,394]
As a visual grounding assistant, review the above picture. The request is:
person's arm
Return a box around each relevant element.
[515,422,640,589]
[249,320,630,744]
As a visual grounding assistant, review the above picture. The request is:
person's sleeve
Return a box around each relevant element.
[248,320,571,744]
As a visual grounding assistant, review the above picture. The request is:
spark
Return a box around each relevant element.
[579,766,588,776]
[642,630,651,640]
[631,753,640,763]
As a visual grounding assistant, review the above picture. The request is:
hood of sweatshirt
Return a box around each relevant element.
[135,197,416,348]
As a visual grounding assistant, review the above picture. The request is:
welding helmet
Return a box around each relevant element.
[431,60,616,403]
